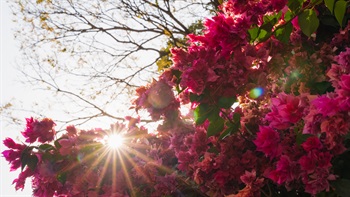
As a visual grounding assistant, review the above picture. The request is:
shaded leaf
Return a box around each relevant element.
[21,152,38,171]
[54,138,65,149]
[257,29,270,42]
[57,172,68,184]
[325,0,335,14]
[207,117,224,137]
[288,0,304,13]
[275,23,293,43]
[194,104,210,125]
[284,10,293,21]
[248,27,259,42]
[331,179,350,197]
[312,81,334,94]
[311,0,323,5]
[218,96,236,109]
[207,145,219,154]
[298,9,319,36]
[296,133,313,145]
[334,0,347,27]
[27,155,39,171]
[219,126,233,140]
[39,144,55,152]
[208,108,220,122]
[233,113,241,123]
[219,113,241,140]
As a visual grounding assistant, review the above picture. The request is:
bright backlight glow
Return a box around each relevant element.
[106,134,124,149]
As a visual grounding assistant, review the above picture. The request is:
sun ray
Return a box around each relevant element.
[96,149,114,188]
[111,149,118,194]
[117,150,135,196]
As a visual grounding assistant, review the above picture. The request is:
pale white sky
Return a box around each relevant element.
[1,1,34,196]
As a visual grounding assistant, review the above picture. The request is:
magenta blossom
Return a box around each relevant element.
[265,93,305,129]
[301,136,323,152]
[2,138,27,171]
[336,47,350,70]
[21,117,56,143]
[254,126,281,158]
[269,155,300,185]
[312,95,339,117]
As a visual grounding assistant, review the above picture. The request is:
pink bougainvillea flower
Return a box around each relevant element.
[302,168,335,195]
[299,154,317,173]
[21,117,56,143]
[3,137,26,150]
[265,93,305,129]
[301,136,323,152]
[58,138,76,156]
[12,167,34,191]
[254,126,281,158]
[312,95,339,117]
[335,47,350,70]
[213,170,230,187]
[338,74,350,94]
[269,155,300,185]
[2,138,27,171]
[66,125,78,137]
[337,74,350,110]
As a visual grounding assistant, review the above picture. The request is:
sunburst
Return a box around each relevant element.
[104,133,125,150]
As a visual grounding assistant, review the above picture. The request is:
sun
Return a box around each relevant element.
[105,134,125,150]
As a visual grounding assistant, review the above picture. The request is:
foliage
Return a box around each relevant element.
[3,0,350,196]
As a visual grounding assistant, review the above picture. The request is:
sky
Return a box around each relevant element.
[0,2,158,196]
[1,2,33,196]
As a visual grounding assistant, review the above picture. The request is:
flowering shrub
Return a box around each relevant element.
[3,0,350,196]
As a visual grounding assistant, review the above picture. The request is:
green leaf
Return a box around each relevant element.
[39,144,55,152]
[284,10,293,21]
[248,27,259,42]
[218,96,236,109]
[219,127,233,140]
[54,137,66,149]
[219,123,240,140]
[189,93,203,102]
[233,113,241,123]
[194,104,210,125]
[21,153,29,171]
[57,172,68,184]
[334,0,347,27]
[257,29,270,42]
[219,113,241,140]
[311,0,323,5]
[331,179,350,197]
[312,81,334,94]
[288,0,304,13]
[21,152,38,171]
[207,145,219,154]
[208,108,220,122]
[207,117,224,137]
[296,133,313,145]
[298,9,319,37]
[324,0,335,14]
[275,23,293,43]
[27,155,39,171]
[263,12,282,24]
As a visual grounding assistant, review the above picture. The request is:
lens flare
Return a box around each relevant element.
[105,134,124,150]
[249,87,264,99]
